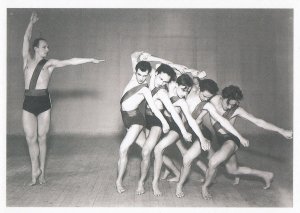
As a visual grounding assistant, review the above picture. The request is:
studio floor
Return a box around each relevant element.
[6,133,293,207]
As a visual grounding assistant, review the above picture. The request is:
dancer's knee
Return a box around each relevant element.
[183,156,193,167]
[37,132,47,144]
[154,145,164,158]
[119,145,129,158]
[208,158,221,170]
[26,133,37,145]
[142,148,151,160]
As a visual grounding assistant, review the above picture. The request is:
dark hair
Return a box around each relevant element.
[199,79,219,95]
[135,61,152,73]
[156,63,177,82]
[176,73,193,88]
[222,85,243,101]
[32,38,47,49]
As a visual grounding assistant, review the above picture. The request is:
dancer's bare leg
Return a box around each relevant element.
[176,141,201,198]
[23,110,41,186]
[116,125,143,193]
[225,154,274,189]
[152,131,179,196]
[202,140,237,200]
[162,155,180,182]
[37,110,50,184]
[177,140,207,182]
[136,127,162,195]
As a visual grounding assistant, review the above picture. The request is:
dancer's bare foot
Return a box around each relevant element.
[263,172,274,190]
[160,169,170,180]
[233,177,240,185]
[29,168,41,186]
[176,184,184,198]
[116,181,126,194]
[201,185,212,200]
[167,175,180,182]
[152,182,162,196]
[136,181,145,195]
[38,171,46,185]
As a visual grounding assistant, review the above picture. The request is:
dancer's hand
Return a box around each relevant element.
[139,52,151,61]
[281,130,293,140]
[200,138,211,151]
[240,137,249,147]
[30,12,39,24]
[91,59,105,63]
[182,131,192,143]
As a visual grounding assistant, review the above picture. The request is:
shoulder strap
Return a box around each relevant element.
[29,59,48,90]
[151,85,168,96]
[120,83,148,104]
[213,105,239,132]
[170,96,181,104]
[223,105,239,119]
[191,101,207,119]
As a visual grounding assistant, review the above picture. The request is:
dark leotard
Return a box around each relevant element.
[22,59,51,116]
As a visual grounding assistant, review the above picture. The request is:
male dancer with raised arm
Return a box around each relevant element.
[22,12,104,185]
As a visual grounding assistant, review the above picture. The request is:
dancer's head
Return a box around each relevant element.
[198,79,219,101]
[176,74,193,98]
[135,61,152,84]
[33,38,49,58]
[154,63,177,87]
[221,85,243,110]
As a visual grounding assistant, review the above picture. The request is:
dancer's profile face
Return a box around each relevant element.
[135,69,149,84]
[199,90,213,101]
[177,85,191,99]
[154,72,171,87]
[222,98,239,110]
[34,40,49,58]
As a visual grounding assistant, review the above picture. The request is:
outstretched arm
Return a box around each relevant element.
[158,91,191,141]
[48,58,104,70]
[179,100,210,150]
[141,88,170,133]
[236,107,293,139]
[23,12,39,68]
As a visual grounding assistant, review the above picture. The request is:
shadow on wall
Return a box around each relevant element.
[49,89,102,100]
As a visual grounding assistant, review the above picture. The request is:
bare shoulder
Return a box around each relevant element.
[210,95,221,104]
[140,86,151,93]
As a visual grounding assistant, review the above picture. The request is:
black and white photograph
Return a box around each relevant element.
[2,0,299,211]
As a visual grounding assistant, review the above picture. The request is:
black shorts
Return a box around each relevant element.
[121,109,145,129]
[23,91,51,116]
[145,113,162,129]
[216,132,241,148]
[191,124,212,141]
[165,116,181,133]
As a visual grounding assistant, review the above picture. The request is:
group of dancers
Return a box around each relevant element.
[116,51,293,199]
[20,12,292,200]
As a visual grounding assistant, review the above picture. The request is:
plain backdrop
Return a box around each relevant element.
[6,9,293,136]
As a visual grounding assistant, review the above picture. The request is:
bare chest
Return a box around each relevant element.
[24,62,51,89]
